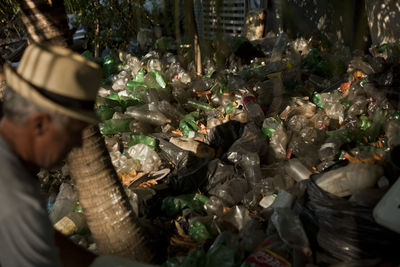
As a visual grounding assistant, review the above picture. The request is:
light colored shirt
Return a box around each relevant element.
[0,136,60,267]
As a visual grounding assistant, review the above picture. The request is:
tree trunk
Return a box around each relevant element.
[184,0,202,76]
[67,125,154,262]
[15,0,155,262]
[194,33,202,76]
[174,0,181,47]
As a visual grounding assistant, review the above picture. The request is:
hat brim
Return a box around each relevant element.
[4,63,100,124]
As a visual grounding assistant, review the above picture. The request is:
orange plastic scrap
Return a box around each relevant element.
[344,152,384,164]
[339,82,351,93]
[196,90,211,97]
[194,136,205,142]
[138,179,158,188]
[311,166,317,172]
[344,153,373,164]
[171,129,183,136]
[353,70,365,81]
[369,140,385,148]
[197,123,208,135]
[117,169,141,186]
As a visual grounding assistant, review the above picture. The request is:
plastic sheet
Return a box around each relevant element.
[205,120,245,152]
[153,135,210,193]
[299,179,400,264]
[227,122,268,163]
[209,178,249,207]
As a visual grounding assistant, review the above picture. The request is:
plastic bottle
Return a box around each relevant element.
[271,208,312,256]
[270,32,289,63]
[363,108,386,142]
[284,158,312,182]
[128,134,158,150]
[261,117,283,138]
[177,70,191,84]
[287,114,308,132]
[143,73,160,89]
[227,123,268,164]
[99,118,133,135]
[319,128,353,161]
[129,120,154,135]
[49,183,78,224]
[179,112,200,138]
[299,126,318,144]
[271,128,289,160]
[385,119,400,147]
[230,107,249,124]
[210,92,235,107]
[53,211,87,236]
[346,97,369,119]
[242,93,265,125]
[315,163,384,197]
[103,55,115,78]
[210,178,249,206]
[156,100,184,125]
[112,78,126,91]
[96,105,115,121]
[350,57,375,75]
[186,99,214,112]
[125,106,171,126]
[239,152,263,187]
[127,144,162,173]
[147,58,162,72]
[169,137,215,158]
[311,110,330,130]
[125,54,141,76]
[149,69,166,88]
[204,196,225,216]
[319,92,345,121]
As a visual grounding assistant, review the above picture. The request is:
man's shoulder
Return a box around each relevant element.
[0,139,44,220]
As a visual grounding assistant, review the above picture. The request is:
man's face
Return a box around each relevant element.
[34,117,88,168]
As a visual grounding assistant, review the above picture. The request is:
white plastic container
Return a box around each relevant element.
[373,178,400,233]
[315,163,383,197]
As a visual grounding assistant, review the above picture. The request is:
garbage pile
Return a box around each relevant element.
[44,33,400,266]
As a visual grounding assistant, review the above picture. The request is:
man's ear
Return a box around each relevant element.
[29,112,51,136]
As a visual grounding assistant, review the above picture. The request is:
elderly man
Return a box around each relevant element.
[0,43,102,267]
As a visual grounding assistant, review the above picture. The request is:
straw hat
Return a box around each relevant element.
[4,43,103,124]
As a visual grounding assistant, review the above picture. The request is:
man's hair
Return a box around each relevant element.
[2,86,69,130]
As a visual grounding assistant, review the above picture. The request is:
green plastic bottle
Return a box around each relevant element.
[96,105,115,121]
[99,118,133,135]
[128,134,159,150]
[186,100,214,112]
